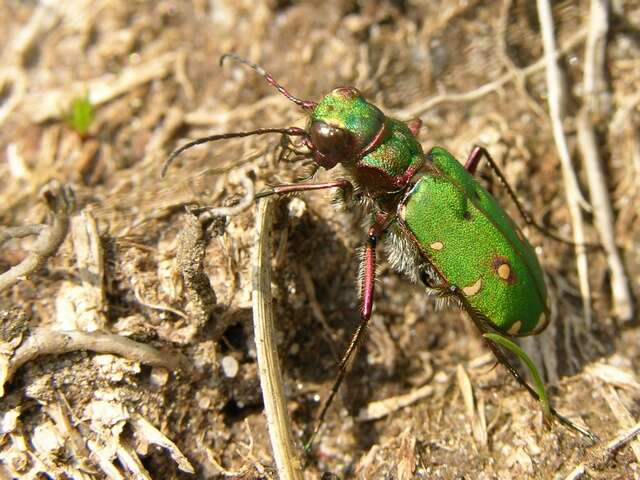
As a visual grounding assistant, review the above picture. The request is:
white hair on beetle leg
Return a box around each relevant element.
[355,244,366,298]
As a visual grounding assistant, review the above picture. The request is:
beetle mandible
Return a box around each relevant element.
[163,53,597,444]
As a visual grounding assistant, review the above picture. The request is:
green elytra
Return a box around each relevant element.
[164,54,597,445]
[398,148,550,337]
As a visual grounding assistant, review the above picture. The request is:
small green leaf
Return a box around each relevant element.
[483,332,551,419]
[65,94,95,135]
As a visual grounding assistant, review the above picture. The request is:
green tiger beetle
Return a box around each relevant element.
[163,53,598,445]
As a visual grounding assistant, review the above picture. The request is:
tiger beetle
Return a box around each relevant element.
[163,53,598,446]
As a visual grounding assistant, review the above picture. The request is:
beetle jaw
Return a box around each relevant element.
[313,150,340,170]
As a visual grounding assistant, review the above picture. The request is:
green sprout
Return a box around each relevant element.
[64,94,95,136]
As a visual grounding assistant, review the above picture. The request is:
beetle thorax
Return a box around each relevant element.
[308,88,425,201]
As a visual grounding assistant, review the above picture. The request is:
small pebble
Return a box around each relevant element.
[197,392,211,410]
[8,451,29,473]
[287,197,307,218]
[150,367,169,387]
[221,356,239,378]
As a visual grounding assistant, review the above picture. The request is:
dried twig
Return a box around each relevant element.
[196,175,255,220]
[393,27,588,119]
[0,181,74,293]
[577,0,633,322]
[66,209,108,331]
[0,2,60,125]
[71,210,104,290]
[356,384,434,422]
[601,385,640,462]
[605,422,640,457]
[252,198,303,480]
[133,286,188,320]
[22,52,177,123]
[0,327,190,397]
[0,68,27,127]
[0,225,45,245]
[497,0,547,120]
[184,95,286,127]
[175,209,218,335]
[456,365,487,447]
[587,362,640,391]
[610,92,640,135]
[175,50,196,102]
[564,419,640,479]
[536,0,593,328]
[130,415,195,474]
[44,402,94,473]
[142,107,185,167]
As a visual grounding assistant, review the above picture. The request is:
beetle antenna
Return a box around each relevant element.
[220,52,317,110]
[162,126,306,176]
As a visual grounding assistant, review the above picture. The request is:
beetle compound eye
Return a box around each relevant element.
[310,121,347,154]
[309,121,356,169]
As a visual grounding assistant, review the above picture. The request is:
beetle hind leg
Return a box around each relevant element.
[483,334,598,443]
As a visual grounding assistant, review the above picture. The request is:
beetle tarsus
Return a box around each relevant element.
[483,333,598,443]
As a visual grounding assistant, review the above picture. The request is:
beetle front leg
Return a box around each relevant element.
[307,216,389,448]
[255,179,353,199]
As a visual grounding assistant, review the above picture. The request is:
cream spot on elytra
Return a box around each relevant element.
[492,255,516,284]
[508,321,522,335]
[462,278,482,296]
[497,263,511,280]
[498,263,511,280]
[531,311,549,334]
[430,241,444,251]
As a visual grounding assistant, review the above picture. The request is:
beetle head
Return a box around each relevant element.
[308,87,385,170]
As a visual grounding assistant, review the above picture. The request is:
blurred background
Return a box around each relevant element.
[0,0,638,478]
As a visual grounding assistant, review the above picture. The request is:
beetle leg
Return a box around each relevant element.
[464,147,529,218]
[307,215,390,449]
[406,118,423,137]
[162,126,307,176]
[464,145,485,175]
[255,179,353,199]
[419,264,448,291]
[483,334,598,443]
[465,145,600,248]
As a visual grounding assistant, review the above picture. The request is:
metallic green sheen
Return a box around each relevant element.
[398,147,548,335]
[359,118,423,178]
[311,89,384,149]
